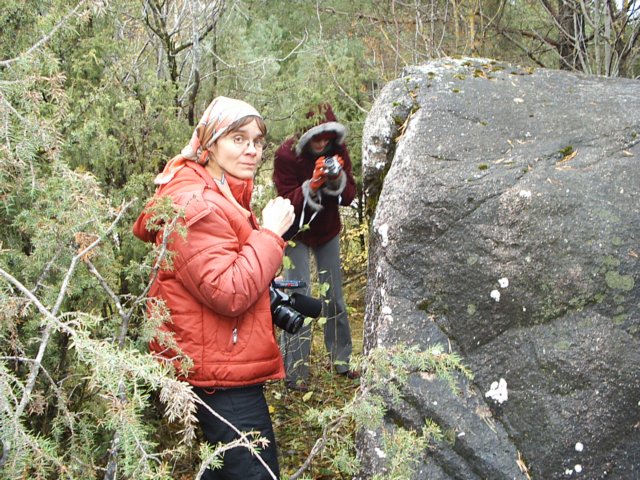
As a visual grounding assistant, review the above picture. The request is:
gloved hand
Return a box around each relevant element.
[309,157,326,192]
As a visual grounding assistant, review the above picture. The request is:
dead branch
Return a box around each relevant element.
[315,1,369,114]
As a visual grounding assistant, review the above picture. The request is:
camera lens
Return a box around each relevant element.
[270,286,305,334]
[323,156,342,178]
[272,304,304,334]
[269,285,321,334]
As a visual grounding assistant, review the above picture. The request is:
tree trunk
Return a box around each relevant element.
[557,0,586,70]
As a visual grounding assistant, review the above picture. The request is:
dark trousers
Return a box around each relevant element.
[194,385,280,480]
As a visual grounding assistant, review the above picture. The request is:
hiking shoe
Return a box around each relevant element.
[337,370,360,380]
[286,380,310,392]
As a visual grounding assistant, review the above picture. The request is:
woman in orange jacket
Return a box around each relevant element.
[134,96,294,479]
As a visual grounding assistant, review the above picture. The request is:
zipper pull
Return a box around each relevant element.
[232,328,238,345]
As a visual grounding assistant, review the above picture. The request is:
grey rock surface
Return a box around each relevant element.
[360,57,640,479]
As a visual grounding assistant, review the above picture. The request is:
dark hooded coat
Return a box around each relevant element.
[273,105,356,247]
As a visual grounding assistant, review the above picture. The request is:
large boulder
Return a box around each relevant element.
[360,58,640,479]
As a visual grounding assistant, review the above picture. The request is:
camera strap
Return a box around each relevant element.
[299,195,320,230]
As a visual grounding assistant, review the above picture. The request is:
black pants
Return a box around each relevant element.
[194,384,280,480]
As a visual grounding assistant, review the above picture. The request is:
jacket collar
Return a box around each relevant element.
[181,163,254,219]
[186,162,253,209]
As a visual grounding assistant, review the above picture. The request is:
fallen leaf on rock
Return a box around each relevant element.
[557,149,577,164]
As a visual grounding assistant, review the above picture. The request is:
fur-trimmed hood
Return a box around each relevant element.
[295,104,347,156]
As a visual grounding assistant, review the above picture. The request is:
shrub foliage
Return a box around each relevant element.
[1,0,638,478]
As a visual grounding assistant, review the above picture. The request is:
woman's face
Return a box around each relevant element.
[206,119,265,180]
[309,136,331,154]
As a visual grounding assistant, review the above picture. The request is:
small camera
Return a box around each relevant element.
[323,156,342,178]
[270,280,322,334]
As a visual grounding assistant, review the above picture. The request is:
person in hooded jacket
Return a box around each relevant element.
[133,96,294,479]
[273,104,358,391]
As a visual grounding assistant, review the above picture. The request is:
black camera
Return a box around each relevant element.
[270,280,322,334]
[323,156,342,178]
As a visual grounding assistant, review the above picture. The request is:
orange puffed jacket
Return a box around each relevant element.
[133,162,286,388]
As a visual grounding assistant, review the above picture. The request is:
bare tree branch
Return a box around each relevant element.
[315,1,369,114]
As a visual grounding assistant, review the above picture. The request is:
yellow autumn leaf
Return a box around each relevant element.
[557,149,577,164]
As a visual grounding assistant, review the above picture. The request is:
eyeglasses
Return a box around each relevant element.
[228,134,267,151]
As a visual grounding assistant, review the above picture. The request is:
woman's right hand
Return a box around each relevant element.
[261,197,295,237]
